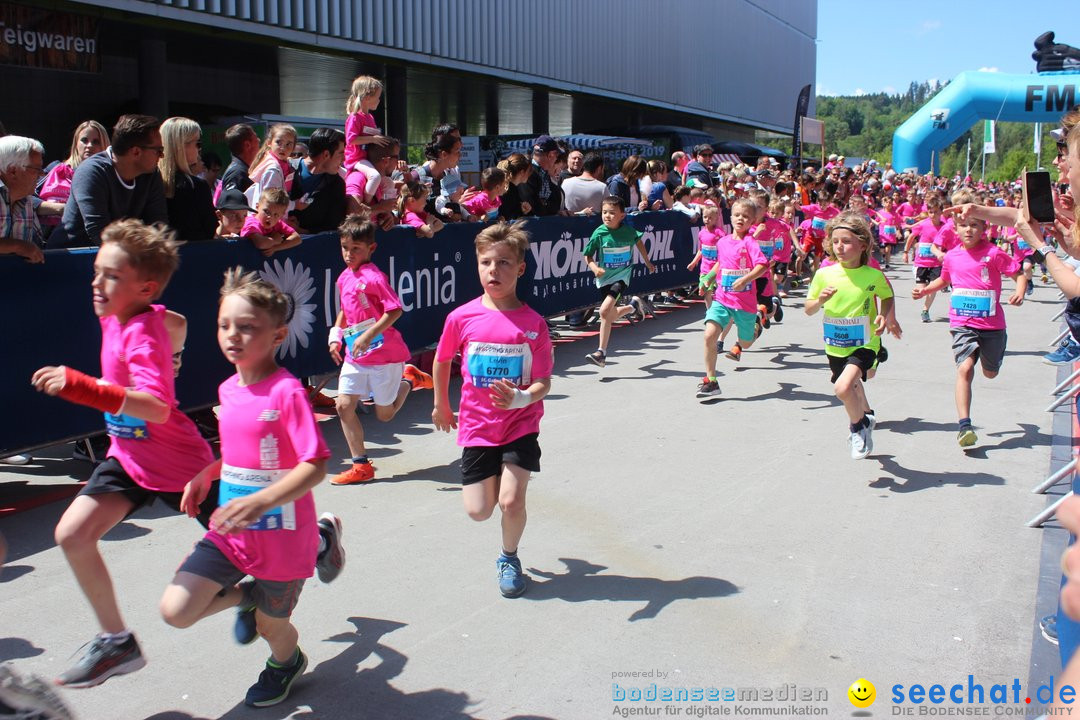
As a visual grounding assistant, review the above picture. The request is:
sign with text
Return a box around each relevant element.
[0,3,99,72]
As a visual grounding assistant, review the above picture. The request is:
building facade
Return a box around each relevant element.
[2,0,816,159]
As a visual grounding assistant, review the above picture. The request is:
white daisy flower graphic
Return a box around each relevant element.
[259,258,317,359]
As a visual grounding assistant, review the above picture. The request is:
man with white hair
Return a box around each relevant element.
[0,135,45,263]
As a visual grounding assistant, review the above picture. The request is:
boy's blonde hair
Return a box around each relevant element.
[730,197,758,216]
[951,188,978,206]
[475,220,529,261]
[346,75,383,115]
[100,219,180,300]
[259,187,290,209]
[824,211,874,265]
[220,267,289,327]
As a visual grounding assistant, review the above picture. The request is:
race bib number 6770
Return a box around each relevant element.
[466,342,533,388]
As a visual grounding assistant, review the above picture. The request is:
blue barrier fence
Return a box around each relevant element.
[1,211,699,454]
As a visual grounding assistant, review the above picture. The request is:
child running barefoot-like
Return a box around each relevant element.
[582,195,656,368]
[328,215,433,485]
[806,212,901,459]
[160,269,343,708]
[432,222,553,598]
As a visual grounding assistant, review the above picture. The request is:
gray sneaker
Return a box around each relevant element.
[56,634,146,688]
[849,425,873,460]
[315,513,345,584]
[0,664,74,719]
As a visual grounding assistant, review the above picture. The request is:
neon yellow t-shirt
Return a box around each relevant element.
[808,263,893,357]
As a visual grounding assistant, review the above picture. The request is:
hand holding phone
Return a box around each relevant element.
[1024,169,1056,224]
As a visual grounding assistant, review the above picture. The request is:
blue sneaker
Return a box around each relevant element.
[1046,337,1080,365]
[496,555,527,598]
[234,603,257,645]
[245,649,307,708]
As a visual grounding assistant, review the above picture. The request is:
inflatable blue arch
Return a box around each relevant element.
[892,70,1080,173]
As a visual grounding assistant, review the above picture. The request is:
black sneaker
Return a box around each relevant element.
[234,602,258,645]
[586,350,606,368]
[0,664,74,719]
[245,649,308,708]
[696,379,721,398]
[56,634,146,688]
[772,297,784,323]
[315,513,345,583]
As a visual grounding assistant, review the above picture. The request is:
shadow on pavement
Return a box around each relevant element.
[523,557,739,622]
[870,454,1006,492]
[0,636,45,662]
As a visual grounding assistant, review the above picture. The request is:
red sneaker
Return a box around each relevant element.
[403,364,434,390]
[306,385,336,408]
[330,463,376,485]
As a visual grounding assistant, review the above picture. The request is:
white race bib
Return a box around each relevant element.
[343,318,384,358]
[466,341,532,389]
[720,268,751,292]
[950,288,996,318]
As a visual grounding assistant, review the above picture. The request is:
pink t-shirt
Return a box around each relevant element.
[770,218,795,263]
[698,226,722,276]
[403,210,429,229]
[345,111,378,167]
[909,217,955,267]
[463,192,502,221]
[713,233,769,313]
[800,204,839,237]
[939,241,1020,330]
[1010,228,1035,259]
[897,202,924,226]
[336,262,411,366]
[435,297,553,448]
[208,368,330,581]
[241,214,296,238]
[876,209,902,244]
[100,305,214,493]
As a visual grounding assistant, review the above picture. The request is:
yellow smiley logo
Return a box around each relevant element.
[848,678,876,708]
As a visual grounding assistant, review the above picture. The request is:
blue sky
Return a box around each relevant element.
[816,1,1064,97]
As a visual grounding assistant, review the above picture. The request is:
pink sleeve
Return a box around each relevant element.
[369,272,403,313]
[276,219,298,235]
[345,113,361,145]
[240,215,263,237]
[435,313,461,363]
[528,315,554,380]
[279,385,330,464]
[746,240,768,267]
[995,248,1021,277]
[403,211,425,228]
[462,193,486,215]
[124,328,174,406]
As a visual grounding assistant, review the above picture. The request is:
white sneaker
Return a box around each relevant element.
[0,454,30,466]
[849,425,873,460]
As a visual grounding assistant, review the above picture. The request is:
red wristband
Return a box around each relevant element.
[57,367,127,415]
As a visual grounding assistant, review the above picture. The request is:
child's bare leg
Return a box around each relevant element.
[498,463,530,554]
[374,379,413,422]
[703,321,722,376]
[160,572,243,628]
[335,393,366,458]
[54,493,136,634]
[597,295,632,353]
[255,613,300,665]
[834,365,869,424]
[462,475,499,522]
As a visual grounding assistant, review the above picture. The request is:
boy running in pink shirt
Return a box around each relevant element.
[160,269,340,708]
[327,215,433,484]
[31,220,217,688]
[913,193,1026,448]
[432,222,554,598]
[904,191,956,322]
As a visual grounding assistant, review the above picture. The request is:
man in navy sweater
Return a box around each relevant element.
[49,115,168,248]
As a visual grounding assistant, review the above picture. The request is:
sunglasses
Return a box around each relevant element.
[1058,140,1069,159]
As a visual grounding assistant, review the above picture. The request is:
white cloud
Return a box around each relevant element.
[882,85,897,94]
[977,66,1000,73]
[918,19,942,35]
[817,84,839,97]
[854,88,866,96]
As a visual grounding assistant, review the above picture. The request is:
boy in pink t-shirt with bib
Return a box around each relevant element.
[160,269,343,708]
[327,215,433,485]
[912,200,1026,449]
[32,219,216,688]
[432,222,554,598]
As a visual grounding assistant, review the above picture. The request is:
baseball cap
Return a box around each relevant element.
[533,135,559,154]
[216,188,254,212]
[1051,127,1064,141]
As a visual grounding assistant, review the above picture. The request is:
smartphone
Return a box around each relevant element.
[1024,171,1056,223]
